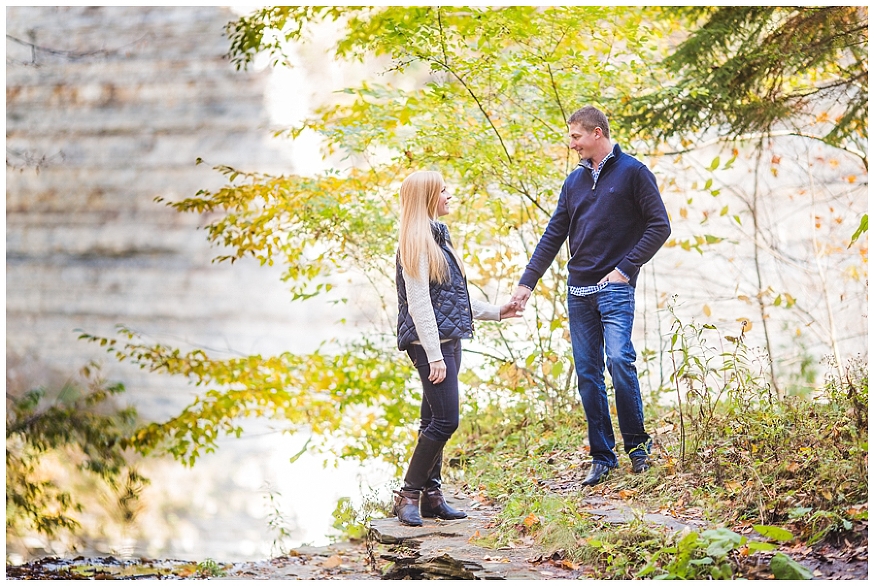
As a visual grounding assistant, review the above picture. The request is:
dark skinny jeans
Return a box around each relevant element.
[406,339,462,443]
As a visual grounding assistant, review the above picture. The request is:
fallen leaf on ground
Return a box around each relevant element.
[321,555,342,569]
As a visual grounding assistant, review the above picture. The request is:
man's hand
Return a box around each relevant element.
[510,285,532,312]
[598,269,630,284]
[429,359,447,384]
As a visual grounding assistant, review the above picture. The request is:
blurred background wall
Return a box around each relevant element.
[6,5,385,562]
[6,6,344,419]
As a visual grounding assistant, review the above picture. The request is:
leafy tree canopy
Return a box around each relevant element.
[621,6,868,165]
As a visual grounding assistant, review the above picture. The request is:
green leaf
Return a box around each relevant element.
[551,361,564,378]
[753,525,794,542]
[849,214,867,248]
[770,553,813,580]
[788,507,813,519]
[707,156,720,171]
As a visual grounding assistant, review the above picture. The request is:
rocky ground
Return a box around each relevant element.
[6,485,868,580]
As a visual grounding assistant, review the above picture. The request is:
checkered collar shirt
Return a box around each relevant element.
[578,150,615,189]
[568,150,616,297]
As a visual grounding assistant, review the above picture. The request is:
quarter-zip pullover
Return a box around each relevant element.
[519,144,671,289]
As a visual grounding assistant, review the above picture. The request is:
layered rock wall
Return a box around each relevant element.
[6,6,340,418]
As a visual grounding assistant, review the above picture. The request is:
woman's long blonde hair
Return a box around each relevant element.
[398,171,450,283]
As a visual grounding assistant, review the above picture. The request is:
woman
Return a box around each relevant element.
[394,170,519,526]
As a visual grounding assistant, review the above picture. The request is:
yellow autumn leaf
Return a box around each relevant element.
[703,304,712,316]
[736,317,753,332]
[523,512,540,528]
[679,207,688,219]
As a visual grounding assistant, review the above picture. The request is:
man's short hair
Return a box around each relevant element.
[567,106,610,139]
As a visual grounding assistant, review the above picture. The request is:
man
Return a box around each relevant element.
[511,106,671,486]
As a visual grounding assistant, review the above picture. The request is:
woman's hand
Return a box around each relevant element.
[500,300,523,320]
[429,359,447,383]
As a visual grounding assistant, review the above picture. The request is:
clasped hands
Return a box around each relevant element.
[510,268,629,312]
[429,270,628,383]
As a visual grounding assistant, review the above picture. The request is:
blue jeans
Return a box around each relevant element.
[568,284,650,468]
[406,339,462,443]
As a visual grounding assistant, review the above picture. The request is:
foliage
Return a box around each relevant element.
[849,213,867,247]
[636,527,743,579]
[331,487,392,543]
[262,484,297,556]
[623,6,868,160]
[79,329,418,468]
[622,6,868,246]
[770,552,814,580]
[666,300,774,461]
[331,497,366,541]
[195,559,227,578]
[662,315,868,532]
[5,364,146,545]
[452,341,866,578]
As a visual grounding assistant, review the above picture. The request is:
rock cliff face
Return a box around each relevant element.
[6,6,336,418]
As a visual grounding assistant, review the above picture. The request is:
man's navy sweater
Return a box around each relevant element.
[520,144,671,290]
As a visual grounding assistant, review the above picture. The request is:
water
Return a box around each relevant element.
[7,425,395,564]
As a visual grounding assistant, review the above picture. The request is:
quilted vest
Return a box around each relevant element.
[396,222,474,352]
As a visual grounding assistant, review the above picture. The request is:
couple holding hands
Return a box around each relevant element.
[392,106,672,526]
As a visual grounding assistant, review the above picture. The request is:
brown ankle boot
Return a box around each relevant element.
[392,489,423,526]
[420,487,467,520]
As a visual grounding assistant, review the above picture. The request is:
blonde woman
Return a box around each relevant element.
[393,170,520,526]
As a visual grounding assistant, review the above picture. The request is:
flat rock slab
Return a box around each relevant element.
[370,491,566,579]
[580,496,709,533]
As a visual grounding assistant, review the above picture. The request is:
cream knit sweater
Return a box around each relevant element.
[403,252,500,363]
